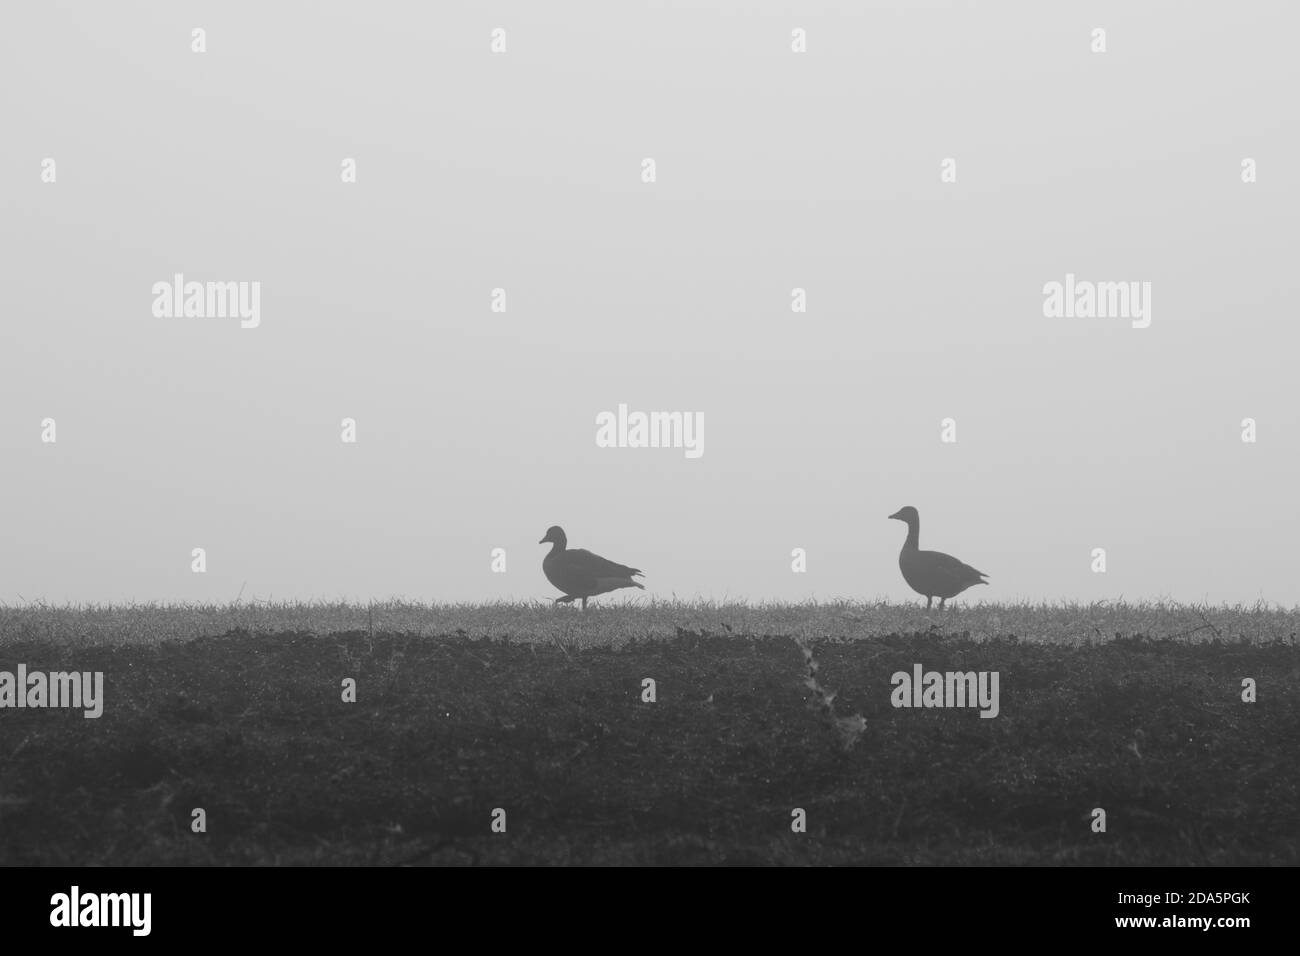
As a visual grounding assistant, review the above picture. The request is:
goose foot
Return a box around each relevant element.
[554,595,577,606]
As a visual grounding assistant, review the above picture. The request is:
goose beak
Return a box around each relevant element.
[538,536,547,544]
[888,510,902,520]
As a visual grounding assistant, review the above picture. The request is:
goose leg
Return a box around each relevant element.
[581,597,588,611]
[925,596,933,610]
[939,597,947,610]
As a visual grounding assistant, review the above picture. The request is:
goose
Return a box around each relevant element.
[538,526,645,610]
[888,506,988,609]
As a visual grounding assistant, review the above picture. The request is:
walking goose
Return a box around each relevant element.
[538,526,645,609]
[888,506,988,609]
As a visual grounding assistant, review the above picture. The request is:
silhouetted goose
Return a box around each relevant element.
[888,506,988,609]
[539,526,645,610]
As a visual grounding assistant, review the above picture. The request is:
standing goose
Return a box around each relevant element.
[888,506,988,609]
[538,526,645,610]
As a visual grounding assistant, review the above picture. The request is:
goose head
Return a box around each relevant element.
[538,525,567,548]
[888,506,919,525]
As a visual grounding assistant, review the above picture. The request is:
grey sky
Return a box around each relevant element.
[2,2,1297,605]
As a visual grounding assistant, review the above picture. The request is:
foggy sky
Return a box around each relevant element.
[2,2,1297,606]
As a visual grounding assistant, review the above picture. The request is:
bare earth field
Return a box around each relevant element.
[0,601,1296,865]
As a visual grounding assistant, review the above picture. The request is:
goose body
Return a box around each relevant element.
[888,506,988,609]
[539,526,645,609]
